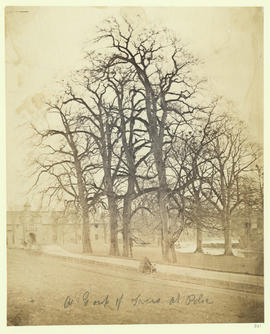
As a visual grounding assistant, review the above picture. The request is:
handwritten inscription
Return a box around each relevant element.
[169,293,213,305]
[131,294,161,307]
[64,290,213,311]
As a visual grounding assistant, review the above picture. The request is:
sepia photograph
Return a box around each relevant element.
[4,4,265,327]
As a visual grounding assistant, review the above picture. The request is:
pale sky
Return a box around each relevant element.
[5,6,263,210]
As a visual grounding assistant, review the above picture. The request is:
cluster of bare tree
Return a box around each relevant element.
[31,17,262,262]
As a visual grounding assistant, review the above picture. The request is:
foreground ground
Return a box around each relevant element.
[7,249,264,325]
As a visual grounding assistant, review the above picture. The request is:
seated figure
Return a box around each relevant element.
[138,256,157,274]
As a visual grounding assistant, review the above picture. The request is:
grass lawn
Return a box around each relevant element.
[7,249,263,325]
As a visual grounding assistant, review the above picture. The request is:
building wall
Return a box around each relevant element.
[7,208,108,248]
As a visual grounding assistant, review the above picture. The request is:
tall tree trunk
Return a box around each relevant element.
[103,149,119,257]
[150,111,169,261]
[111,90,136,258]
[224,212,233,256]
[122,177,134,257]
[109,222,119,256]
[168,225,183,263]
[144,86,170,261]
[195,223,203,253]
[152,140,170,261]
[122,216,129,257]
[170,243,177,263]
[108,194,120,256]
[74,160,92,254]
[129,238,133,258]
[82,211,92,253]
[160,193,169,261]
[193,195,203,253]
[161,228,165,258]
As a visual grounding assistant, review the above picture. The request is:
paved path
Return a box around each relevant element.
[42,245,263,289]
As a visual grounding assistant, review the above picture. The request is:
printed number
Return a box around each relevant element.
[254,324,261,328]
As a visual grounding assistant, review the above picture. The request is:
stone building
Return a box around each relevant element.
[6,203,108,249]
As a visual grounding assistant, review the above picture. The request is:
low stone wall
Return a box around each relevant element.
[176,252,263,276]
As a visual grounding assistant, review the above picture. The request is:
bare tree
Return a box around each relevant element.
[29,16,262,264]
[202,114,259,255]
[59,64,130,256]
[174,106,223,253]
[95,17,208,261]
[31,98,101,253]
[103,65,158,256]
